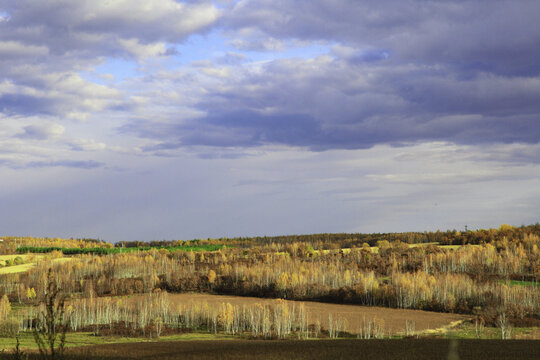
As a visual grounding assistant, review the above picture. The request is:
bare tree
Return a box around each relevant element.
[474,316,485,339]
[33,268,69,360]
[10,334,28,360]
[497,311,512,340]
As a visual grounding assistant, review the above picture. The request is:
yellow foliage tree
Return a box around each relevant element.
[26,287,37,300]
[217,302,234,332]
[0,295,10,321]
[208,269,217,284]
[276,273,289,293]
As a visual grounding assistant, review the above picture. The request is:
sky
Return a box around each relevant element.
[1,0,540,242]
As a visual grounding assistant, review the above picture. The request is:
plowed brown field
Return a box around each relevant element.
[60,339,540,360]
[126,293,468,334]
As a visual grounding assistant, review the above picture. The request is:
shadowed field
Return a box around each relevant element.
[49,339,540,360]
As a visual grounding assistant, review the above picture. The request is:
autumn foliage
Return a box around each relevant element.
[0,225,539,339]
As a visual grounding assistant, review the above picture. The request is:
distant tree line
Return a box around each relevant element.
[113,223,540,249]
[4,223,539,253]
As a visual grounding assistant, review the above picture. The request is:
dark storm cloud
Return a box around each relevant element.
[223,0,540,76]
[127,54,540,151]
[180,111,323,148]
[2,0,540,153]
[119,0,540,153]
[126,111,323,150]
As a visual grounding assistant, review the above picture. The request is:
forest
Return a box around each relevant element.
[0,224,538,358]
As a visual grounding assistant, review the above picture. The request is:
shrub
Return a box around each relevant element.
[0,318,19,337]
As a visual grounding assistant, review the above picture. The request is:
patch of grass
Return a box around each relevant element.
[417,320,467,337]
[158,333,237,341]
[445,321,539,340]
[500,280,540,288]
[0,256,69,274]
[0,331,235,351]
[438,244,481,251]
[0,262,36,274]
[311,248,353,256]
[408,242,440,248]
[439,245,463,250]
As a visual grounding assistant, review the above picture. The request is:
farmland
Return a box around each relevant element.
[0,254,71,275]
[59,339,540,360]
[128,292,468,335]
[0,224,538,359]
[16,244,230,255]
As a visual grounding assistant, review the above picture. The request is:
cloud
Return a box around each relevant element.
[0,158,104,169]
[214,52,246,65]
[121,53,540,152]
[117,38,167,59]
[331,44,390,63]
[26,160,104,169]
[3,0,539,156]
[0,71,123,119]
[0,0,220,59]
[470,143,540,165]
[68,139,107,152]
[229,37,285,52]
[18,123,65,140]
[2,0,540,241]
[0,40,48,58]
[133,110,323,150]
[0,1,221,124]
[6,142,540,240]
[223,0,540,76]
